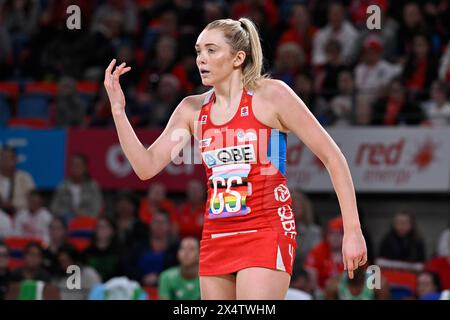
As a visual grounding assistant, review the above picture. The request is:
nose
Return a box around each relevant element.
[196,51,207,66]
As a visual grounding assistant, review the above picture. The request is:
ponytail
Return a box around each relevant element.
[205,18,269,91]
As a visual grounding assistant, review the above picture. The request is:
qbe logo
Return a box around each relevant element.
[202,144,256,168]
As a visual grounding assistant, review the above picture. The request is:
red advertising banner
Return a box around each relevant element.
[66,129,205,192]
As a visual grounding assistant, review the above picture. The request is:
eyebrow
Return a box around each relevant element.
[194,43,218,48]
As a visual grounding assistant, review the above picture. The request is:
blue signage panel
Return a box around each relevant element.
[0,129,66,189]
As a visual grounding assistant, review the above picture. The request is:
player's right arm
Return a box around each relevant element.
[104,59,194,181]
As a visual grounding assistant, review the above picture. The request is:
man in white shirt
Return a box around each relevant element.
[0,147,35,213]
[14,190,52,244]
[355,35,403,103]
[312,2,359,66]
[0,208,12,239]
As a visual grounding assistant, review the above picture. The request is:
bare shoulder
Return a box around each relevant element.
[178,90,212,134]
[252,78,296,131]
[255,78,293,101]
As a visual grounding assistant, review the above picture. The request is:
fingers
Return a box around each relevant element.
[105,58,116,76]
[120,66,131,75]
[346,259,355,279]
[360,252,368,266]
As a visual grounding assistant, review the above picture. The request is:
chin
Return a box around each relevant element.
[202,79,214,87]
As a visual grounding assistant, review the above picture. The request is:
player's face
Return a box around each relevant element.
[195,29,236,87]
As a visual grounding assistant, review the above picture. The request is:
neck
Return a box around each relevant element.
[181,264,198,279]
[213,72,244,109]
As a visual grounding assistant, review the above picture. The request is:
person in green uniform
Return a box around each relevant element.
[324,264,390,300]
[158,237,200,300]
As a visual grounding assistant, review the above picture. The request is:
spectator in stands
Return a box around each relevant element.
[175,179,205,240]
[328,70,356,126]
[278,3,317,64]
[312,2,359,66]
[146,74,184,127]
[416,271,443,300]
[378,209,426,263]
[0,208,13,239]
[324,265,390,300]
[355,35,402,104]
[0,0,41,66]
[114,190,147,251]
[439,41,450,81]
[51,154,103,220]
[138,35,192,98]
[351,3,399,61]
[292,190,322,267]
[42,217,69,275]
[89,88,114,127]
[81,9,121,81]
[52,245,101,300]
[138,182,177,226]
[90,0,138,35]
[10,243,51,283]
[396,3,429,57]
[0,242,11,300]
[402,34,439,101]
[293,73,328,121]
[272,42,305,87]
[84,217,121,282]
[304,216,345,292]
[54,76,87,128]
[158,237,200,300]
[0,146,36,214]
[426,234,450,290]
[370,78,425,125]
[314,39,347,101]
[284,266,314,300]
[436,225,450,257]
[124,209,179,288]
[421,80,450,126]
[13,190,52,244]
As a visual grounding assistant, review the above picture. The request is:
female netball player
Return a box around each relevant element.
[104,18,367,300]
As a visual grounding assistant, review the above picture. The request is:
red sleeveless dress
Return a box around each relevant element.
[197,88,297,276]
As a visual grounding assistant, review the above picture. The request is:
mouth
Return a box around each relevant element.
[200,69,210,76]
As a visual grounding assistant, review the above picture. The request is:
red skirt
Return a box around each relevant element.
[199,228,297,276]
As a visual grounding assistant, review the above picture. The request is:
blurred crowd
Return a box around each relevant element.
[0,0,450,301]
[0,143,449,300]
[0,0,450,127]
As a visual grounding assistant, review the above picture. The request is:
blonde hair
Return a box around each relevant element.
[205,18,269,91]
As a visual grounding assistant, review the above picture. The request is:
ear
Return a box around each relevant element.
[233,51,246,68]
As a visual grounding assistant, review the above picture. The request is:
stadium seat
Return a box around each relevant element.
[381,269,418,292]
[0,82,20,100]
[390,285,415,300]
[3,236,42,270]
[8,117,51,128]
[17,94,50,119]
[67,217,98,252]
[24,82,58,96]
[76,81,99,112]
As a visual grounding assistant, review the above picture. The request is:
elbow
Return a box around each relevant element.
[136,169,154,181]
[323,149,347,169]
